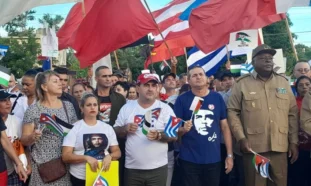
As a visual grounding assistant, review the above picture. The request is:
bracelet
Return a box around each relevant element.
[227,154,233,158]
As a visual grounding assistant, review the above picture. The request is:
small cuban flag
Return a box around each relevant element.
[93,175,109,186]
[164,116,183,138]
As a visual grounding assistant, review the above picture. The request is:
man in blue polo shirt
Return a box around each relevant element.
[174,66,233,186]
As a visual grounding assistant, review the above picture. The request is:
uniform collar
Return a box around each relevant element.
[251,70,275,81]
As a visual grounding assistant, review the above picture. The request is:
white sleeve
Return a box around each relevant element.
[113,105,127,127]
[108,125,118,146]
[63,122,79,147]
[13,99,25,121]
[14,116,23,138]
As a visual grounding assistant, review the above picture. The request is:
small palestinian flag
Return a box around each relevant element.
[93,175,109,186]
[164,116,183,138]
[142,110,152,135]
[252,153,272,181]
[190,96,204,115]
[0,65,10,87]
[230,64,241,74]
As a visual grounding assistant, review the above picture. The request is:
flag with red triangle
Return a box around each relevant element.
[164,116,183,137]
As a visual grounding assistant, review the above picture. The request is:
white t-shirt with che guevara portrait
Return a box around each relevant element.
[63,120,118,180]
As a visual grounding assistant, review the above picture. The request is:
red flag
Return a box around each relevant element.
[144,35,194,69]
[71,0,157,68]
[57,0,96,50]
[189,0,285,54]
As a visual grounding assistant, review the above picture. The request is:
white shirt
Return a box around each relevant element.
[12,96,35,121]
[4,114,22,175]
[114,100,175,170]
[63,120,118,180]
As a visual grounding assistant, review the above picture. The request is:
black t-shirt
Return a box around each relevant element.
[98,96,112,124]
[0,117,7,172]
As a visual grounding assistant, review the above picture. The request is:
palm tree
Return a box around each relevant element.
[3,10,36,36]
[38,14,64,31]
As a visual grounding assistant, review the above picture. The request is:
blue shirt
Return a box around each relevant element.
[174,91,227,164]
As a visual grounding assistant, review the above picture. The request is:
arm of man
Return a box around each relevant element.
[287,87,299,164]
[227,82,246,142]
[113,106,138,138]
[220,119,233,174]
[301,92,311,135]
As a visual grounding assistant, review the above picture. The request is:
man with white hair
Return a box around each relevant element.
[292,61,311,96]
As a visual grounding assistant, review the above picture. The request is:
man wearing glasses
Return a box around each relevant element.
[291,61,311,96]
[228,44,298,186]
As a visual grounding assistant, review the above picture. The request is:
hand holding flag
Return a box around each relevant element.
[190,96,204,119]
[250,150,273,181]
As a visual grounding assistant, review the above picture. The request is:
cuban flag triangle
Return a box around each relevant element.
[251,150,273,181]
[93,175,109,186]
[164,116,183,138]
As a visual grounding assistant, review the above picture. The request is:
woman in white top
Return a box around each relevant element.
[62,93,121,186]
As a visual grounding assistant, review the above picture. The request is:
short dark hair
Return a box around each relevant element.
[54,67,68,75]
[114,81,130,92]
[24,69,40,78]
[188,66,205,79]
[95,66,110,77]
[179,73,187,79]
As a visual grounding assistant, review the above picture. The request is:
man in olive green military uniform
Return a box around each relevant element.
[227,44,299,186]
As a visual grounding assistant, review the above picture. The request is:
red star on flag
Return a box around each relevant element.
[171,117,182,127]
[134,115,142,124]
[152,108,161,119]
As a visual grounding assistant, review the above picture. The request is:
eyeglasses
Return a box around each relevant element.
[296,68,310,73]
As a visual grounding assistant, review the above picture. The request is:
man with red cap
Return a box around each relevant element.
[114,73,179,186]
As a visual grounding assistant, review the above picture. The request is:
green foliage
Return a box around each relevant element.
[3,10,36,36]
[296,44,311,61]
[66,49,88,78]
[38,14,64,31]
[0,30,40,78]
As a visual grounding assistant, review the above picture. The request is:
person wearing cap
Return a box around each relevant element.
[0,91,28,186]
[227,44,298,186]
[174,66,233,186]
[114,73,177,186]
[54,67,81,119]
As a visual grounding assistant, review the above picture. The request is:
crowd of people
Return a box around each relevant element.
[0,44,311,186]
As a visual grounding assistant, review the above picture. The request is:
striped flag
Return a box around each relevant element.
[252,153,272,181]
[187,46,230,76]
[179,0,207,20]
[190,96,204,115]
[54,116,73,136]
[142,110,152,135]
[230,64,241,74]
[164,116,183,138]
[240,63,254,75]
[0,65,10,87]
[93,175,109,186]
[40,113,63,136]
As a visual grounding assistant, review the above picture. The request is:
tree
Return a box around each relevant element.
[0,29,40,78]
[3,10,36,36]
[38,14,64,31]
[295,44,311,61]
[263,15,297,75]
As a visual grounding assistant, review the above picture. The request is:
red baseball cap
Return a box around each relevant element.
[137,73,160,84]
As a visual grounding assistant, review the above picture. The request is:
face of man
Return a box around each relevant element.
[194,109,214,136]
[163,75,177,91]
[253,53,274,74]
[188,68,207,89]
[58,74,68,91]
[137,81,158,101]
[294,62,311,79]
[8,74,16,88]
[179,76,188,86]
[214,79,224,92]
[222,76,234,91]
[95,69,113,88]
[91,135,103,148]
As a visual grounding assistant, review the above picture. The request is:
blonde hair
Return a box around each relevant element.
[35,70,59,101]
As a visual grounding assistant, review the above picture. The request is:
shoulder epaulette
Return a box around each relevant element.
[236,74,251,82]
[275,72,289,81]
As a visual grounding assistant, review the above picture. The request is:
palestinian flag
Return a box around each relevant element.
[40,113,73,137]
[142,110,152,135]
[230,64,241,74]
[190,96,204,115]
[0,65,10,87]
[252,153,272,181]
[54,116,73,136]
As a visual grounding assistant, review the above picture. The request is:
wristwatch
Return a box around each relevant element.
[227,154,233,158]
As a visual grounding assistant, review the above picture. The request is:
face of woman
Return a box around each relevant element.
[22,76,36,97]
[297,78,311,97]
[128,87,137,100]
[0,98,12,116]
[73,85,85,101]
[114,85,127,98]
[43,75,63,95]
[82,97,98,118]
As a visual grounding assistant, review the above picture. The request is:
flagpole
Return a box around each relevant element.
[113,51,120,70]
[184,47,189,73]
[143,0,173,58]
[81,0,86,16]
[285,17,299,62]
[225,45,231,70]
[92,164,105,186]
